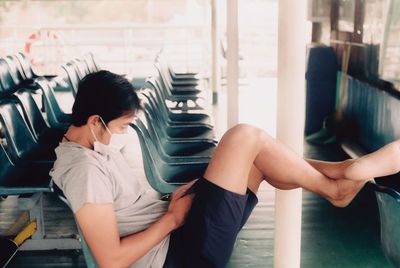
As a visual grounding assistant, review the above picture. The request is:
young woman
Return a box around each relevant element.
[51,70,399,268]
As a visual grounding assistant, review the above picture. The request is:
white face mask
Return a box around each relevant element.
[90,117,130,155]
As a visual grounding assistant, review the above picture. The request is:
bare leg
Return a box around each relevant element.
[344,140,400,180]
[247,164,298,195]
[204,124,366,207]
[306,140,400,181]
[306,159,355,180]
[247,165,263,194]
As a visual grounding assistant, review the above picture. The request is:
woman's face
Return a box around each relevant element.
[93,111,135,145]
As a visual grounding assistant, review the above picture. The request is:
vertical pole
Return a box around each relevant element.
[330,0,340,60]
[274,0,307,267]
[211,0,220,105]
[226,0,239,128]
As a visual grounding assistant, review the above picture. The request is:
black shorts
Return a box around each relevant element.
[163,177,258,268]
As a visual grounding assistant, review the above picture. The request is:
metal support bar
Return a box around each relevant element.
[18,193,45,240]
[19,238,82,251]
[226,0,239,128]
[17,193,82,251]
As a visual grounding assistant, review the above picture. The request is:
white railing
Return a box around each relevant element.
[0,24,210,77]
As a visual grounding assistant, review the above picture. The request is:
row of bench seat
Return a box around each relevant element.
[0,49,215,266]
[0,53,101,257]
[127,53,216,193]
[0,52,99,196]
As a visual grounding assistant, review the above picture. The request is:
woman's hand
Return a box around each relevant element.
[167,179,198,228]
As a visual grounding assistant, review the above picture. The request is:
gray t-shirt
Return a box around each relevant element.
[50,142,170,268]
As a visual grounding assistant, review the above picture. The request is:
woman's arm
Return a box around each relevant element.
[75,181,197,268]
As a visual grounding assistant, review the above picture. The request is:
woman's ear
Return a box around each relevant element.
[87,115,100,126]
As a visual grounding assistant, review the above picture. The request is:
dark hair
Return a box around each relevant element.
[71,70,141,126]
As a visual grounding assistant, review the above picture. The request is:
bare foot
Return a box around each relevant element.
[326,178,369,207]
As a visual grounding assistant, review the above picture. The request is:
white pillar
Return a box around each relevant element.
[274,0,307,267]
[226,0,239,128]
[211,0,220,105]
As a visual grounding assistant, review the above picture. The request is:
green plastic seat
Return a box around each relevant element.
[135,117,214,161]
[154,61,202,95]
[140,89,214,131]
[0,58,19,96]
[36,78,71,129]
[134,118,211,165]
[82,53,100,73]
[140,111,216,156]
[149,76,208,112]
[14,89,66,152]
[71,58,90,80]
[141,105,216,146]
[153,64,206,111]
[158,52,199,80]
[61,62,81,97]
[137,106,216,157]
[0,99,56,162]
[139,95,215,140]
[0,99,53,195]
[13,52,59,85]
[0,142,52,195]
[130,122,208,194]
[156,54,200,86]
[14,53,39,81]
[4,56,27,87]
[143,80,212,125]
[369,182,400,267]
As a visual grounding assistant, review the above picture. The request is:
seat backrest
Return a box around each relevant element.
[375,189,400,267]
[0,76,4,98]
[14,53,35,80]
[0,58,19,94]
[129,122,179,194]
[0,99,38,161]
[135,97,165,150]
[4,56,25,85]
[61,63,80,97]
[156,54,172,78]
[134,103,173,164]
[145,78,169,112]
[141,90,168,123]
[72,59,89,80]
[15,89,50,141]
[145,76,169,104]
[140,95,168,133]
[86,52,100,71]
[82,53,97,73]
[139,108,165,147]
[155,56,181,88]
[141,105,170,144]
[35,78,69,128]
[153,61,173,91]
[0,142,14,186]
[134,118,164,161]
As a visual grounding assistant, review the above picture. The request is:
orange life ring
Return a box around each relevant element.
[24,30,63,68]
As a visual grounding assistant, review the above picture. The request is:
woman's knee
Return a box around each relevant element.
[227,124,269,146]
